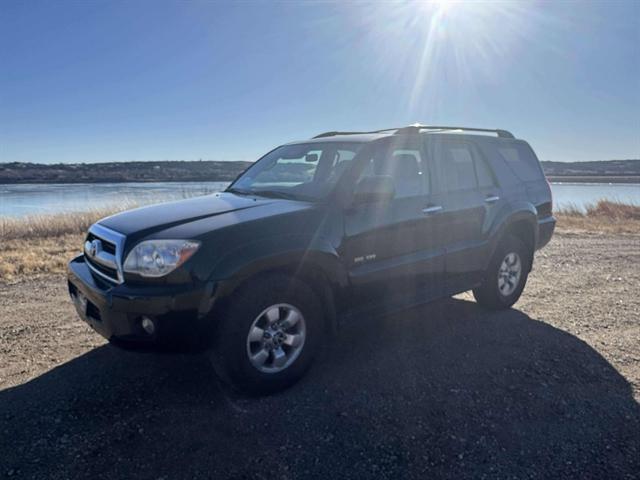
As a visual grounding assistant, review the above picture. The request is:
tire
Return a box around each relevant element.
[210,274,324,395]
[473,234,531,310]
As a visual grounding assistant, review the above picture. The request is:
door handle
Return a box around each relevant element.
[485,195,500,203]
[422,205,443,214]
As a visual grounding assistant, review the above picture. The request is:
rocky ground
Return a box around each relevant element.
[1,233,639,479]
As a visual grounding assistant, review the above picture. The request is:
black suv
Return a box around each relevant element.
[68,125,555,393]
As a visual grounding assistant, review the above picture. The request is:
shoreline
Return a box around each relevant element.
[0,178,235,186]
[2,159,639,185]
[546,175,640,184]
[2,176,640,186]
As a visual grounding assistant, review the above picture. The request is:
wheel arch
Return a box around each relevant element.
[210,238,345,334]
[487,203,538,273]
[504,219,536,272]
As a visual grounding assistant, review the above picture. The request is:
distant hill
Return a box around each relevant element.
[541,160,640,176]
[0,161,253,184]
[0,159,638,184]
[540,159,640,183]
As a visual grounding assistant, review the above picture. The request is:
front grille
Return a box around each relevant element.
[86,255,119,280]
[84,224,125,284]
[86,232,116,255]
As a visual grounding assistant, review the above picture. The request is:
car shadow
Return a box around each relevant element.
[1,297,639,479]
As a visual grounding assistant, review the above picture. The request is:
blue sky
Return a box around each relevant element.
[1,0,638,164]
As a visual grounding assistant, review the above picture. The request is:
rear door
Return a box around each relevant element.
[341,136,446,303]
[427,137,502,290]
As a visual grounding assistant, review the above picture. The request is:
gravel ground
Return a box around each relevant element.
[1,233,639,479]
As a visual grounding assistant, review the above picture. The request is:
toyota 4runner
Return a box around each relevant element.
[68,124,555,393]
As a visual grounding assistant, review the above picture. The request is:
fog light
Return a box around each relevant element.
[141,316,156,335]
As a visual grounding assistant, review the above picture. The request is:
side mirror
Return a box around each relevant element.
[353,175,395,204]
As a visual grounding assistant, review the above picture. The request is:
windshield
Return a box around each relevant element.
[228,142,364,201]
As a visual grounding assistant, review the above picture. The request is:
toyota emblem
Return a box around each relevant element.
[89,239,101,257]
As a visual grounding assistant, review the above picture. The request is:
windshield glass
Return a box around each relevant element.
[229,142,364,201]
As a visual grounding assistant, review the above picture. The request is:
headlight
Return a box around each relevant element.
[123,240,200,277]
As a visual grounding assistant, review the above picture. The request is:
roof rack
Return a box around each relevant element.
[395,124,515,138]
[312,124,514,139]
[312,128,399,138]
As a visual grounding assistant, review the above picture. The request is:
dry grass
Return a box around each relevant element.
[0,205,135,240]
[0,234,84,282]
[1,200,639,283]
[556,200,640,234]
[0,208,130,282]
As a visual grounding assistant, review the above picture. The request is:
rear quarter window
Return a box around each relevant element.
[475,155,496,188]
[497,141,544,182]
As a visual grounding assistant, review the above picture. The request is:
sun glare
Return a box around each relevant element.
[432,0,454,13]
[351,1,559,117]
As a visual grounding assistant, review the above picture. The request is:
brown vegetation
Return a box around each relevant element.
[555,200,640,234]
[0,234,83,282]
[0,206,134,240]
[0,208,131,282]
[1,200,639,283]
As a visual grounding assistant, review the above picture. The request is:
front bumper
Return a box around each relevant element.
[67,255,216,348]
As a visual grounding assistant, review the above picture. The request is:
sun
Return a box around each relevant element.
[431,0,455,13]
[414,0,457,15]
[348,0,545,116]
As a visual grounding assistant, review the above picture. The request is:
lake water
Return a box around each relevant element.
[0,181,638,218]
[550,182,639,210]
[0,182,230,217]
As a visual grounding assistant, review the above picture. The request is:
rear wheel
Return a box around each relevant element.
[473,234,531,310]
[210,274,324,394]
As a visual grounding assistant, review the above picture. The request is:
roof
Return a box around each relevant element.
[284,125,518,146]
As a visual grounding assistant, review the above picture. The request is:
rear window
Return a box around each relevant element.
[497,142,544,182]
[436,141,495,192]
[442,145,477,191]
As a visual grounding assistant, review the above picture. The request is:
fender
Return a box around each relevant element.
[484,200,538,270]
[208,233,347,304]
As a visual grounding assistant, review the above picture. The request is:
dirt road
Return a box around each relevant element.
[1,233,639,479]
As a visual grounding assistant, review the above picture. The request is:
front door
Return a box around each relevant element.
[340,136,446,306]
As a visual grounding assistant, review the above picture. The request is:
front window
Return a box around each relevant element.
[353,141,427,198]
[229,142,363,201]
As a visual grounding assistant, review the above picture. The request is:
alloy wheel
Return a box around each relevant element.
[246,303,307,373]
[498,252,522,296]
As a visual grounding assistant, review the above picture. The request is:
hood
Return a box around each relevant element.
[98,192,290,238]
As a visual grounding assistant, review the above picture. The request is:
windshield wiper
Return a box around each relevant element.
[253,190,311,201]
[227,187,313,201]
[226,187,252,196]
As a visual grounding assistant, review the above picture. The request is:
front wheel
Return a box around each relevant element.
[210,274,324,395]
[473,234,531,310]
